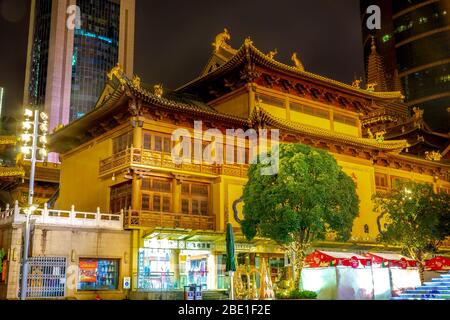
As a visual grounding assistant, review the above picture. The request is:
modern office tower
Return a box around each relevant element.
[23,0,135,131]
[360,0,450,132]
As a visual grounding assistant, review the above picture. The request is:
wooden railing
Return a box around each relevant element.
[124,209,215,231]
[99,147,249,178]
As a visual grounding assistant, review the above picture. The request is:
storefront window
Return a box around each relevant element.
[78,259,119,291]
[138,247,212,290]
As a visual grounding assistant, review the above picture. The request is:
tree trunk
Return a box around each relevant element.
[418,261,425,284]
[293,247,306,290]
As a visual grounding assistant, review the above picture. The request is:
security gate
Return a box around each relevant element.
[19,257,67,299]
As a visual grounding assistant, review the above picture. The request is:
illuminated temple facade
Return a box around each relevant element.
[1,32,449,299]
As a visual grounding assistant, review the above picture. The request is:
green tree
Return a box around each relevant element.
[241,143,359,289]
[373,181,450,283]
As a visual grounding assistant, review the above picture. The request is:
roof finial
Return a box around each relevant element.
[291,52,305,71]
[371,35,377,53]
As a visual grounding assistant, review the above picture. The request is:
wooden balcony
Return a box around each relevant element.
[99,147,248,178]
[124,209,215,231]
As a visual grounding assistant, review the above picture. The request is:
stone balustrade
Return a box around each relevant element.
[0,201,123,230]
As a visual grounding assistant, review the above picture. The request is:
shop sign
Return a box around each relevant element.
[143,239,214,250]
[79,261,98,283]
[235,243,254,251]
[144,239,180,249]
[123,277,131,289]
[185,242,213,250]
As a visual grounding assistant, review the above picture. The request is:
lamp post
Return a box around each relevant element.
[19,107,48,300]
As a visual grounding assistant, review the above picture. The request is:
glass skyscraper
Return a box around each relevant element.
[23,0,135,131]
[360,0,450,132]
[70,0,121,120]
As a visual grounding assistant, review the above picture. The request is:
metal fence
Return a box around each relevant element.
[19,257,67,299]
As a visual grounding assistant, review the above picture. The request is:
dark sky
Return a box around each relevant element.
[0,0,365,119]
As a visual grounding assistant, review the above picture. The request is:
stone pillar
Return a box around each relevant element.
[207,253,217,289]
[130,229,140,291]
[170,249,180,288]
[6,227,23,299]
[173,180,181,214]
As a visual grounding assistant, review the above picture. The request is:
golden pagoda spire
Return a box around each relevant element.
[366,36,388,92]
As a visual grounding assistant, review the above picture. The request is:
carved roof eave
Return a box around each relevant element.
[386,119,450,140]
[176,41,404,102]
[390,153,450,170]
[126,81,248,126]
[0,136,17,145]
[49,73,250,153]
[249,107,407,153]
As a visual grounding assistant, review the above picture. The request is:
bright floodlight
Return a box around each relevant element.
[39,148,47,157]
[24,109,33,117]
[21,134,31,142]
[40,112,48,121]
[21,146,31,154]
[23,121,32,130]
[39,123,48,133]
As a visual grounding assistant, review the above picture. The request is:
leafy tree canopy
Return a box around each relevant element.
[374,181,450,259]
[241,143,359,288]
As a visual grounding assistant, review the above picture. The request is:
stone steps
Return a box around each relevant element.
[394,271,450,300]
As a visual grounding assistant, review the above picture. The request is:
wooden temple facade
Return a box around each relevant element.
[30,31,450,294]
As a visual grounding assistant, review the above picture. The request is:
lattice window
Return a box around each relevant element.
[141,177,172,212]
[142,131,171,153]
[110,182,132,214]
[181,182,210,216]
[112,132,132,154]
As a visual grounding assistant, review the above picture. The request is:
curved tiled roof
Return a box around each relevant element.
[124,77,249,125]
[0,136,17,145]
[178,39,404,101]
[253,107,408,151]
[0,166,24,178]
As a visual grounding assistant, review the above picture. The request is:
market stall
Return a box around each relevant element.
[365,252,420,298]
[424,256,450,281]
[301,250,373,300]
[425,256,450,271]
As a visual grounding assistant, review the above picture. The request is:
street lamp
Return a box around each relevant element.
[19,107,48,300]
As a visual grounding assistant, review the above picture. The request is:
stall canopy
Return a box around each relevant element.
[365,252,417,268]
[425,256,450,271]
[304,250,371,268]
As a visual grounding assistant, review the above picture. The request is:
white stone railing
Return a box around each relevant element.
[0,201,123,230]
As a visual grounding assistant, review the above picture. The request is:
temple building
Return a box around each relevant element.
[1,30,449,300]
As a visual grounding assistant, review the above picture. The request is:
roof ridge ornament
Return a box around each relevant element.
[154,84,163,98]
[107,63,124,81]
[132,75,141,89]
[366,82,377,91]
[425,150,442,161]
[291,52,305,71]
[266,49,278,60]
[212,28,233,52]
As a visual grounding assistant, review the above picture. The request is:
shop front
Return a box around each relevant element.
[138,239,216,290]
[136,237,285,292]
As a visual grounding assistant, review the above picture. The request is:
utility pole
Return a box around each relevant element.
[20,108,48,300]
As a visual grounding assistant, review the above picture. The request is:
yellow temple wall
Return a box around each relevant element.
[333,121,360,137]
[290,110,330,130]
[56,124,131,212]
[212,91,250,118]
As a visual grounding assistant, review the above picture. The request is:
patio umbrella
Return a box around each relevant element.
[226,223,236,300]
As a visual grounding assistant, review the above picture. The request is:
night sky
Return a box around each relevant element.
[0,0,365,119]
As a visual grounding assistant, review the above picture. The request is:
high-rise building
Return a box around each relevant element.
[0,87,4,118]
[360,0,450,132]
[23,0,135,131]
